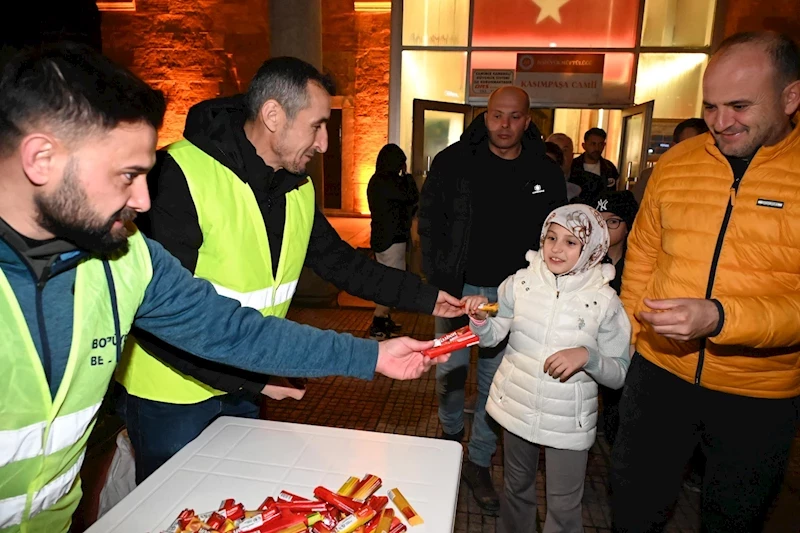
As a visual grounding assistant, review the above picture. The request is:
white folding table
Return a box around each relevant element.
[87,417,463,532]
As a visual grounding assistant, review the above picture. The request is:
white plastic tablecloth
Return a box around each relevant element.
[87,417,463,532]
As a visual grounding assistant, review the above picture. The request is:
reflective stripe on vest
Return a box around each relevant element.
[0,403,100,467]
[117,139,315,404]
[0,451,85,529]
[0,231,153,533]
[211,279,298,310]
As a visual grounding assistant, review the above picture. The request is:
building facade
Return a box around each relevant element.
[96,0,799,214]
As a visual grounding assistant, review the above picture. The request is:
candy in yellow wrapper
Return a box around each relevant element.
[351,474,382,501]
[337,476,361,497]
[477,302,499,315]
[387,488,423,526]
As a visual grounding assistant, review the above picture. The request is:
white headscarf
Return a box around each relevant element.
[539,204,610,276]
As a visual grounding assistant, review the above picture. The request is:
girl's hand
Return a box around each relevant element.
[543,347,589,382]
[461,295,489,320]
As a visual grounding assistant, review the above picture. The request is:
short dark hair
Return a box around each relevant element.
[672,118,709,144]
[0,42,165,156]
[716,31,800,87]
[584,127,607,142]
[245,56,335,122]
[544,141,564,166]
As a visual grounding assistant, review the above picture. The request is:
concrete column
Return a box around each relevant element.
[270,0,325,208]
[270,0,323,68]
[270,0,340,307]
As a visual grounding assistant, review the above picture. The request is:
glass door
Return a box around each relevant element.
[411,99,473,189]
[617,101,655,191]
[409,99,472,276]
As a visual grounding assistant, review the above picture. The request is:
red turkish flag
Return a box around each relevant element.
[472,0,641,48]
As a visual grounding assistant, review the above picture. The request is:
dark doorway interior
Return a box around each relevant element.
[323,108,343,210]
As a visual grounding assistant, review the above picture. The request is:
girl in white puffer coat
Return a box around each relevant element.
[463,204,632,533]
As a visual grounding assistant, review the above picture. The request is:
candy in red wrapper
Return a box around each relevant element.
[218,500,245,522]
[314,486,359,514]
[258,497,277,511]
[421,326,479,358]
[319,507,338,529]
[276,501,329,514]
[312,523,334,533]
[258,512,310,533]
[235,509,283,533]
[205,512,226,530]
[277,491,310,503]
[366,496,388,513]
[388,518,407,533]
[178,509,196,529]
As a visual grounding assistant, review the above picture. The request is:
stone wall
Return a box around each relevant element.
[101,0,270,146]
[352,11,391,214]
[321,1,391,213]
[102,0,390,212]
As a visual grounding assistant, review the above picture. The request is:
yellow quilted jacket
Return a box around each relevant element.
[621,122,800,399]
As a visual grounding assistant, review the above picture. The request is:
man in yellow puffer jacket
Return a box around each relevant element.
[612,31,800,533]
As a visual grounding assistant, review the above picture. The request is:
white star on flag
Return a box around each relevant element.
[531,0,571,23]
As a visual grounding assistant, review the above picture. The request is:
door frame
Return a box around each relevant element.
[618,100,654,190]
[411,99,473,180]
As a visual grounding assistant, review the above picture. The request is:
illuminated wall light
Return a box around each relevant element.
[354,1,391,12]
[96,0,136,11]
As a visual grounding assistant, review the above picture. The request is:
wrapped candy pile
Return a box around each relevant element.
[160,473,423,533]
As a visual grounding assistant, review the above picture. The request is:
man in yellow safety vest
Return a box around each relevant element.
[0,42,448,533]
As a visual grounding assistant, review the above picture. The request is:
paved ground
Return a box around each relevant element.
[262,307,800,533]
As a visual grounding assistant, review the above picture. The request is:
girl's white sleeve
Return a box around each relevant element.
[582,295,632,389]
[469,275,515,348]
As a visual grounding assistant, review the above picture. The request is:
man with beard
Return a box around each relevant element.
[419,86,566,511]
[612,31,800,532]
[117,56,464,484]
[0,43,447,533]
[570,127,619,191]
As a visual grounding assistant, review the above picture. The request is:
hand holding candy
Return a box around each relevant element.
[461,295,489,320]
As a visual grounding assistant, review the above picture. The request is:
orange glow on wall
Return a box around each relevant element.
[355,165,374,214]
[351,9,392,214]
[472,0,641,48]
[101,0,268,148]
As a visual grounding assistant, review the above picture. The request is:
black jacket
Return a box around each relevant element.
[133,95,439,396]
[417,113,567,299]
[570,153,619,191]
[367,171,418,253]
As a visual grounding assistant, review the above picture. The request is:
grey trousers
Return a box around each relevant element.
[373,242,407,318]
[499,430,588,533]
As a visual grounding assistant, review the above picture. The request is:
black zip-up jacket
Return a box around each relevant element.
[570,153,620,191]
[133,95,439,395]
[418,113,567,300]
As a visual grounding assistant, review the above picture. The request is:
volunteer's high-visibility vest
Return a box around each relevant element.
[0,231,153,533]
[117,139,315,404]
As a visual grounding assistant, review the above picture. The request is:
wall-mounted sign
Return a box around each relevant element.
[514,53,605,104]
[470,69,515,97]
